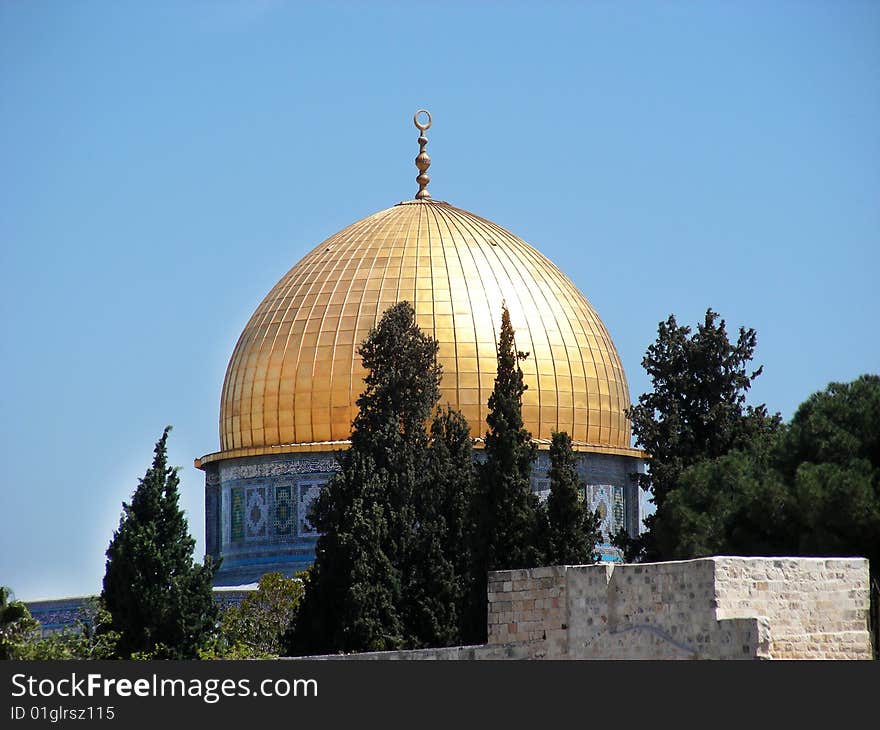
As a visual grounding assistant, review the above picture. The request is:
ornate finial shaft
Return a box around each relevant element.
[414,109,432,200]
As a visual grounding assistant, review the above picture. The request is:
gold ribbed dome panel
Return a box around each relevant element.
[215,199,632,459]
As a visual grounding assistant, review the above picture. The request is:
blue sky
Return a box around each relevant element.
[1,1,877,600]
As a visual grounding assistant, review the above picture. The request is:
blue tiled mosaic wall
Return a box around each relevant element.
[206,450,645,585]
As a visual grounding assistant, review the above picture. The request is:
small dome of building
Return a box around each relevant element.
[197,197,636,467]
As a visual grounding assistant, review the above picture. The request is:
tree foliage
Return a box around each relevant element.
[24,600,120,660]
[478,305,541,571]
[658,444,792,559]
[455,306,544,642]
[203,572,303,659]
[623,309,780,560]
[290,301,475,655]
[0,590,119,660]
[636,371,880,596]
[0,586,40,660]
[780,375,880,573]
[623,309,878,654]
[405,406,477,648]
[290,450,404,654]
[545,431,602,565]
[102,427,217,659]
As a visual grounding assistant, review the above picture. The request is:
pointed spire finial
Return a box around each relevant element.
[414,109,432,200]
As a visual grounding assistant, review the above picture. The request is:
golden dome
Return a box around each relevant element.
[197,198,637,466]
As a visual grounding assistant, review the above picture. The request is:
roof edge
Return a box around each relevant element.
[195,441,648,470]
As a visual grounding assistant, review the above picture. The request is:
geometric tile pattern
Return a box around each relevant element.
[612,487,625,532]
[274,485,294,536]
[245,486,267,538]
[231,487,244,542]
[585,484,626,543]
[225,479,331,545]
[534,478,551,503]
[297,482,324,537]
[208,449,644,583]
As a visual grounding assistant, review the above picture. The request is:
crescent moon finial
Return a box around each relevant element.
[414,109,432,199]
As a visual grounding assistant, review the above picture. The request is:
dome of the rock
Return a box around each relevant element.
[196,111,647,584]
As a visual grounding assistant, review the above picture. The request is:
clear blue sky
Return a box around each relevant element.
[2,1,877,600]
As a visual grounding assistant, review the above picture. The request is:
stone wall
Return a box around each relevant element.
[302,641,547,661]
[711,557,871,659]
[486,557,871,660]
[297,556,871,660]
[487,565,570,654]
[556,559,771,659]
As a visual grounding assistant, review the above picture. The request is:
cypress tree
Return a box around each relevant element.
[478,305,541,572]
[102,427,217,659]
[427,407,476,589]
[546,431,601,565]
[405,406,476,647]
[290,301,443,654]
[462,306,542,642]
[293,450,405,654]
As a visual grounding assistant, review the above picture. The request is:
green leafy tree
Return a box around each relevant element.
[659,443,793,560]
[780,375,880,580]
[68,599,121,659]
[545,431,602,565]
[635,375,879,652]
[633,374,880,656]
[203,572,303,658]
[1,589,119,660]
[290,301,444,654]
[621,309,780,560]
[478,305,541,572]
[102,427,217,659]
[20,599,121,660]
[0,586,40,660]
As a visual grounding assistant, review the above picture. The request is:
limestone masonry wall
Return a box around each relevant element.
[304,641,547,660]
[300,556,872,660]
[485,557,871,660]
[711,557,870,659]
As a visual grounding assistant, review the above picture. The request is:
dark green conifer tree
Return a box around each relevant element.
[290,301,443,654]
[477,305,541,572]
[461,306,542,642]
[293,451,405,653]
[405,406,476,647]
[619,309,780,561]
[545,431,602,565]
[102,427,217,659]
